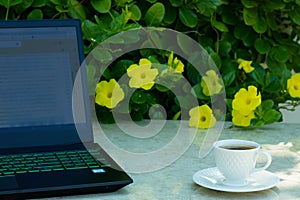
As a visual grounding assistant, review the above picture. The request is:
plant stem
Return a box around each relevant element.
[5,6,10,20]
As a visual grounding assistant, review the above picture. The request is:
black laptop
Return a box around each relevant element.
[0,19,132,199]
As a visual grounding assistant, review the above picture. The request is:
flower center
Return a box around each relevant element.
[200,116,206,122]
[245,99,251,105]
[140,72,146,79]
[294,85,299,90]
[107,92,112,98]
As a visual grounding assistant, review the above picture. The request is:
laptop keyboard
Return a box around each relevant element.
[0,150,110,176]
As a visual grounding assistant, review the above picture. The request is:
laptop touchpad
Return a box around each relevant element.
[0,176,19,190]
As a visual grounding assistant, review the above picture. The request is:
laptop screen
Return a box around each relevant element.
[0,20,93,148]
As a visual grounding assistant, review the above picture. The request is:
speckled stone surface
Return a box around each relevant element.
[35,120,300,200]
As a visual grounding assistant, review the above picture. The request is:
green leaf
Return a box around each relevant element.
[242,29,257,47]
[155,84,169,92]
[13,0,34,14]
[266,12,277,30]
[221,32,237,44]
[241,0,258,8]
[225,98,233,112]
[254,38,271,54]
[197,0,221,9]
[219,40,232,56]
[250,63,266,86]
[235,48,251,60]
[163,1,177,25]
[131,90,147,104]
[149,30,164,49]
[198,36,213,48]
[179,6,198,28]
[270,46,289,63]
[221,7,238,25]
[222,71,236,87]
[211,19,228,32]
[148,55,160,64]
[254,120,265,127]
[177,32,196,55]
[210,52,222,69]
[86,63,97,96]
[192,84,209,100]
[289,6,300,25]
[0,0,22,8]
[129,4,141,21]
[234,24,251,40]
[263,109,281,124]
[280,68,291,89]
[292,55,300,72]
[243,8,258,25]
[68,0,86,20]
[169,0,183,7]
[262,0,285,10]
[91,0,111,13]
[186,63,201,84]
[27,9,43,19]
[221,58,236,74]
[31,0,46,7]
[50,0,67,5]
[261,100,274,110]
[144,2,165,26]
[172,111,181,120]
[106,29,140,44]
[81,19,100,41]
[55,5,65,12]
[96,106,115,123]
[111,59,133,78]
[92,48,112,64]
[264,75,281,93]
[253,16,267,33]
[144,93,156,105]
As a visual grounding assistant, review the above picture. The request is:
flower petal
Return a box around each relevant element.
[287,74,300,98]
[200,70,223,96]
[232,86,261,115]
[189,105,216,129]
[95,79,124,109]
[232,110,255,127]
[238,60,254,73]
[127,59,158,90]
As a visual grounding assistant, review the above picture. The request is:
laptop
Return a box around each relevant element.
[0,19,133,199]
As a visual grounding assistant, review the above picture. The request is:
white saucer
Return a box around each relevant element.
[193,167,280,193]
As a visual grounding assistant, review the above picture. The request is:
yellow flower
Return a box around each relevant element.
[95,79,124,109]
[238,59,254,73]
[127,58,158,90]
[189,105,216,129]
[287,73,300,98]
[167,52,184,73]
[232,110,255,127]
[174,57,184,72]
[232,85,261,115]
[200,70,223,96]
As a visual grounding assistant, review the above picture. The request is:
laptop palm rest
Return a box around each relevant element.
[0,176,19,190]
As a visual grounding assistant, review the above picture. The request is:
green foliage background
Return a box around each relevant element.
[1,0,300,126]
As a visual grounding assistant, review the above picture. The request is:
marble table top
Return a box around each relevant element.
[36,120,300,200]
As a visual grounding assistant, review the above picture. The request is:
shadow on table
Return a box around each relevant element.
[190,186,279,200]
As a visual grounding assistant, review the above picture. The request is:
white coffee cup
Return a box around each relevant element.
[213,139,272,186]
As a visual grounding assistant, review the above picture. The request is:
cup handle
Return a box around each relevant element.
[252,151,272,173]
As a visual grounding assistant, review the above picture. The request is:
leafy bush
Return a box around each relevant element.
[2,0,300,127]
